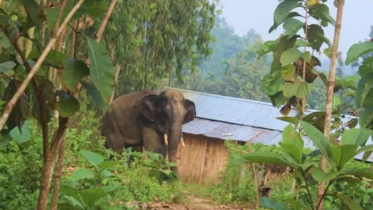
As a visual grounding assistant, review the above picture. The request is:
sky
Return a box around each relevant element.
[217,0,373,58]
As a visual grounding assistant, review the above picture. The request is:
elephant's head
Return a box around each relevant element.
[138,89,196,172]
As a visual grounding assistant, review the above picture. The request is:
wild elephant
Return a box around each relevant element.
[101,88,196,173]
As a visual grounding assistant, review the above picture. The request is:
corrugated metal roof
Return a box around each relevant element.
[175,88,373,162]
[183,118,315,148]
[174,88,314,131]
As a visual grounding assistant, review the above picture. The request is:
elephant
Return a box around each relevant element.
[101,88,196,174]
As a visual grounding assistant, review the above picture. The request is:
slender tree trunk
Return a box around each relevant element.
[317,1,345,210]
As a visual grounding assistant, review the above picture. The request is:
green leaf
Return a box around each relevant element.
[283,18,304,36]
[81,81,106,111]
[363,151,373,162]
[274,1,300,25]
[81,188,108,206]
[57,203,80,210]
[301,51,312,62]
[99,161,118,170]
[356,144,373,156]
[334,194,364,210]
[87,38,114,103]
[0,61,16,72]
[281,65,296,81]
[346,41,373,65]
[363,88,373,108]
[55,91,80,117]
[273,35,298,67]
[277,117,299,126]
[324,47,333,59]
[72,168,95,180]
[347,168,373,180]
[20,0,45,26]
[300,121,331,159]
[281,48,302,66]
[283,124,304,148]
[79,150,104,168]
[260,196,289,210]
[9,118,33,144]
[311,167,341,182]
[331,145,358,169]
[332,95,341,111]
[307,24,326,52]
[61,58,89,91]
[341,128,371,146]
[309,3,335,27]
[283,79,308,98]
[355,73,373,108]
[243,152,295,167]
[28,49,69,68]
[0,129,12,148]
[2,79,29,132]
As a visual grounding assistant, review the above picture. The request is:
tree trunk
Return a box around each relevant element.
[317,1,345,210]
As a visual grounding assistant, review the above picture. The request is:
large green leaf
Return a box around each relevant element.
[281,124,304,163]
[81,188,108,206]
[55,91,80,118]
[363,88,373,108]
[346,41,373,65]
[79,150,104,168]
[81,81,106,111]
[300,121,331,159]
[311,167,341,182]
[280,48,301,66]
[331,145,358,169]
[334,194,364,210]
[307,24,326,52]
[0,61,16,72]
[9,118,33,144]
[87,38,115,103]
[283,79,308,98]
[61,58,90,91]
[341,128,371,146]
[273,35,298,67]
[355,73,373,108]
[274,1,300,25]
[72,168,95,180]
[20,0,45,26]
[283,18,304,36]
[260,197,289,210]
[243,152,295,167]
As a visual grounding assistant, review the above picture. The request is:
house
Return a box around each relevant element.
[173,88,373,184]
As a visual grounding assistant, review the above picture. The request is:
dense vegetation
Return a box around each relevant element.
[1,0,373,210]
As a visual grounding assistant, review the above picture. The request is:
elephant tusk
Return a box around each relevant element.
[180,136,185,147]
[164,133,168,145]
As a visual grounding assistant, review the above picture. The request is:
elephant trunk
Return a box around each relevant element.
[167,121,182,174]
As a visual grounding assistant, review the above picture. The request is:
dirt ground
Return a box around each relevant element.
[128,192,254,210]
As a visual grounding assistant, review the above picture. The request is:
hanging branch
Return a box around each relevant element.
[0,0,85,132]
[317,1,345,210]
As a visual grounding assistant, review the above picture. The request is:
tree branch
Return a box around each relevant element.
[95,0,118,42]
[0,0,86,132]
[318,1,345,210]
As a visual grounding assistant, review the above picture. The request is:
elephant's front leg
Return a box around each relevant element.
[141,127,167,158]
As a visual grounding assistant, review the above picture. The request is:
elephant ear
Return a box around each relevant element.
[183,99,196,124]
[139,95,159,121]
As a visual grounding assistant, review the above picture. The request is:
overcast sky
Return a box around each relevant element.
[218,0,373,58]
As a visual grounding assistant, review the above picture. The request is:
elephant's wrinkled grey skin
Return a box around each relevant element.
[101,89,196,174]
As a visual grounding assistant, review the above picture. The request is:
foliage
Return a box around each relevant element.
[93,0,219,94]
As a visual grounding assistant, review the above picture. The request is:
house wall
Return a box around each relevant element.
[176,134,229,184]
